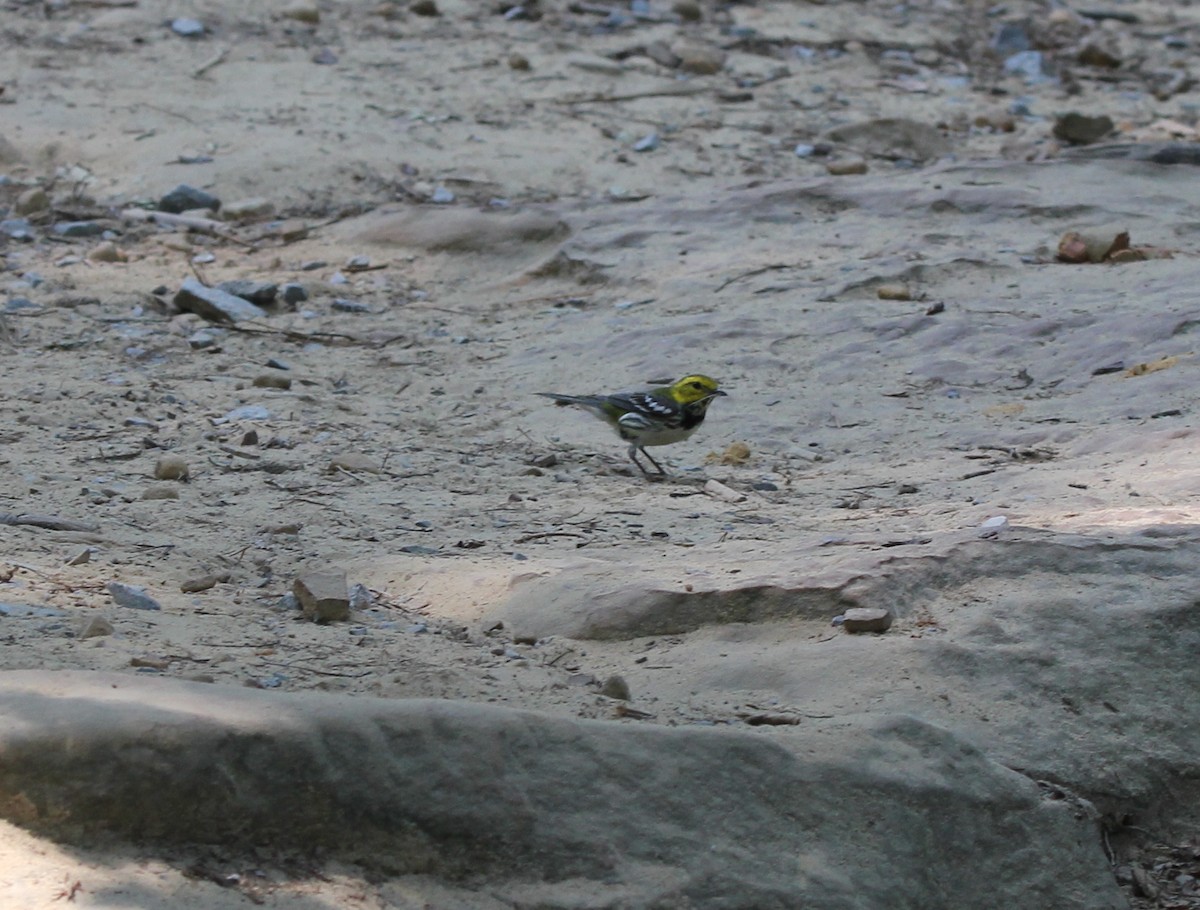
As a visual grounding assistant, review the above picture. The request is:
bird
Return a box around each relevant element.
[536,374,727,478]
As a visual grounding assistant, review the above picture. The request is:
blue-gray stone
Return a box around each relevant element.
[170,18,206,37]
[1003,50,1052,83]
[332,298,370,313]
[0,219,33,241]
[174,277,267,323]
[217,279,278,305]
[991,23,1031,54]
[633,132,660,152]
[107,582,162,611]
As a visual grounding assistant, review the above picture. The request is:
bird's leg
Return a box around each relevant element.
[628,444,667,479]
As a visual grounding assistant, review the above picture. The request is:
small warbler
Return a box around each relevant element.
[537,374,727,477]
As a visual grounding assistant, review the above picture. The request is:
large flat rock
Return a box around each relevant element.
[0,671,1123,909]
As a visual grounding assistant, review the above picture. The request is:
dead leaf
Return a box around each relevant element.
[709,441,751,465]
[1124,353,1190,377]
[1056,229,1130,263]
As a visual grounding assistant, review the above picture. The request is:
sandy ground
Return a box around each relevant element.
[4,0,1200,905]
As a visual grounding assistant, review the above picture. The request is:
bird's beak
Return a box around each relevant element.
[713,390,728,397]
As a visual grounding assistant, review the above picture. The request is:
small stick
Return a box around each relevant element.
[192,47,228,80]
[119,208,254,247]
[562,84,709,105]
[0,513,98,533]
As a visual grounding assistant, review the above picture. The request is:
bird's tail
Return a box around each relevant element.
[536,392,594,408]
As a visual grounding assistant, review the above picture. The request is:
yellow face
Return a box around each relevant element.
[669,374,725,404]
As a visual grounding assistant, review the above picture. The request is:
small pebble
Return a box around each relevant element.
[88,241,126,263]
[633,132,660,152]
[180,572,230,593]
[508,53,530,71]
[79,616,114,639]
[159,184,219,213]
[188,330,219,350]
[170,17,206,37]
[65,547,93,566]
[280,283,309,305]
[675,42,726,74]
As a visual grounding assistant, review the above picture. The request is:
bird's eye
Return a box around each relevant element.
[691,381,703,389]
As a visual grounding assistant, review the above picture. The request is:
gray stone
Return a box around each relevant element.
[187,330,218,350]
[0,671,1126,908]
[14,188,48,216]
[106,583,162,611]
[64,548,92,567]
[840,607,894,633]
[1004,50,1051,83]
[0,219,33,241]
[159,184,220,214]
[331,298,370,313]
[216,280,278,305]
[174,277,267,323]
[53,221,105,238]
[280,283,309,305]
[1053,112,1115,146]
[294,571,350,623]
[991,22,1031,54]
[674,42,725,75]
